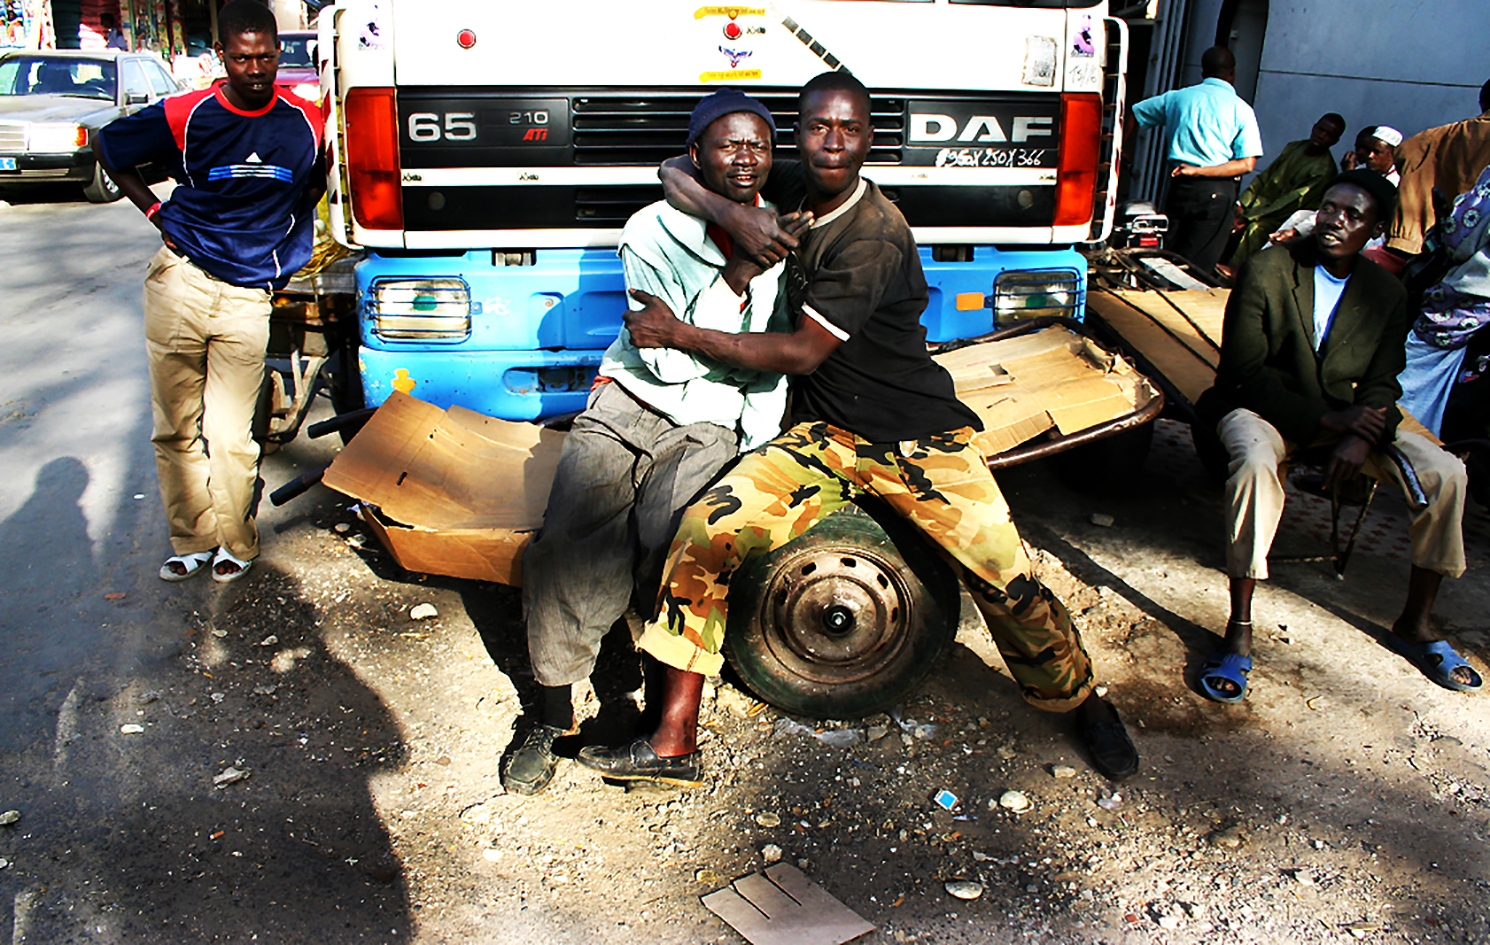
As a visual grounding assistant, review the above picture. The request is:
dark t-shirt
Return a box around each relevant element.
[768,164,980,442]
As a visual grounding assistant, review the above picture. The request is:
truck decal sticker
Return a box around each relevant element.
[1073,15,1097,57]
[718,46,753,69]
[693,6,766,18]
[776,10,851,74]
[1022,35,1057,88]
[357,1,384,49]
[701,69,763,83]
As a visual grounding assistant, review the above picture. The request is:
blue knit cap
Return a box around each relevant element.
[686,89,776,147]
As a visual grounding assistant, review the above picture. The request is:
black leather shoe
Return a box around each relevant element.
[576,738,704,787]
[1078,708,1140,782]
[503,724,569,796]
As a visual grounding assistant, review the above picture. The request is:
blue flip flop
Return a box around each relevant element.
[1198,651,1253,703]
[1387,636,1483,693]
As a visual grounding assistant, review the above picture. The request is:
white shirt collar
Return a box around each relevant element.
[809,178,868,229]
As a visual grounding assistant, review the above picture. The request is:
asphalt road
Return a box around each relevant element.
[0,186,412,943]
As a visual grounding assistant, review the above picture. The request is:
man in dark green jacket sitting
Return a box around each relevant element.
[1194,169,1478,702]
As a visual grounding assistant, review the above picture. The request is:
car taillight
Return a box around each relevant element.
[344,87,402,230]
[1054,93,1101,228]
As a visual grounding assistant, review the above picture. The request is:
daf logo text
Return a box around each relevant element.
[909,113,1054,144]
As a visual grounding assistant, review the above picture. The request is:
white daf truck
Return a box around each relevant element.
[309,0,1134,717]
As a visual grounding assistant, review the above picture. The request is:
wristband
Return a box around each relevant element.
[145,201,162,220]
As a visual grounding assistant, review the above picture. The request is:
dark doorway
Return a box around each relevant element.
[1216,0,1269,103]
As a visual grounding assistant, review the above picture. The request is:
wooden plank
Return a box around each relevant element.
[701,864,874,945]
[1088,289,1229,407]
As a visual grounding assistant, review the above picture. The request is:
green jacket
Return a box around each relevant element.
[1197,241,1409,446]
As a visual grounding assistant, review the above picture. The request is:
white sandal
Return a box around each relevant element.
[160,551,214,582]
[211,547,255,584]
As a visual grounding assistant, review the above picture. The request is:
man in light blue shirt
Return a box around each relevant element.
[1131,46,1263,274]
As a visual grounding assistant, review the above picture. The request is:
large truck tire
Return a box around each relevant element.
[326,347,366,444]
[723,501,960,720]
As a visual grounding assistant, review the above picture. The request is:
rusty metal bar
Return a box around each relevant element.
[984,392,1165,469]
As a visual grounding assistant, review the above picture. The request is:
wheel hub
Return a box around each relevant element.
[765,547,911,682]
[821,604,856,635]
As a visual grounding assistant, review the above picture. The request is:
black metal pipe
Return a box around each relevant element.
[269,464,330,507]
[307,407,377,439]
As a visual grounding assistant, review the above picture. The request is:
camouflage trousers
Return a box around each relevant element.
[637,421,1095,712]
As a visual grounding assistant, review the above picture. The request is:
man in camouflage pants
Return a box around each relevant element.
[636,423,1092,710]
[577,71,1138,787]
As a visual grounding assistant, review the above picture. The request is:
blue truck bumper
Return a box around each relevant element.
[354,245,1086,422]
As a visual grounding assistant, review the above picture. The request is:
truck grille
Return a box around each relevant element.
[0,123,26,151]
[571,92,905,166]
[396,88,1062,232]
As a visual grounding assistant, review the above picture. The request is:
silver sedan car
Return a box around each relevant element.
[0,49,183,202]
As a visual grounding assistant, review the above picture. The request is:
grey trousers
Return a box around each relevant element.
[523,382,740,687]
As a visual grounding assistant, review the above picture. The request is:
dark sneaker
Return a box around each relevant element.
[502,724,569,796]
[575,737,704,788]
[1078,708,1140,782]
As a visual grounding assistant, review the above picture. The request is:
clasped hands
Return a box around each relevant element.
[1319,405,1388,488]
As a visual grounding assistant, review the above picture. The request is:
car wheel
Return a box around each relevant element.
[82,160,122,203]
[723,501,961,720]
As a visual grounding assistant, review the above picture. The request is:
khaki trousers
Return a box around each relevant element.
[143,246,269,560]
[1218,408,1467,580]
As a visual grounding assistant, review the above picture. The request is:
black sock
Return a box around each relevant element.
[540,685,573,730]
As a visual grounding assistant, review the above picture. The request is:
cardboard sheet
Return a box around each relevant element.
[321,391,565,585]
[936,325,1157,457]
[324,329,1153,585]
[702,864,874,945]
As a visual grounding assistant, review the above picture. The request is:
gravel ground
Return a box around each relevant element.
[2,419,1487,944]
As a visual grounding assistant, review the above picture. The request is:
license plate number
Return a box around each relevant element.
[0,158,15,171]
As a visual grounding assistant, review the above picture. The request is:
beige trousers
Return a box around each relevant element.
[1218,408,1467,580]
[143,246,269,560]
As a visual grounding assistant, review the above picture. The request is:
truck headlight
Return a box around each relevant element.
[370,279,471,340]
[991,269,1082,321]
[29,123,86,152]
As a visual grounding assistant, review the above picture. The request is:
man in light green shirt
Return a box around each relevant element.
[504,90,805,797]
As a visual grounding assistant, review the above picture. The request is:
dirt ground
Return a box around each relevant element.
[4,417,1488,945]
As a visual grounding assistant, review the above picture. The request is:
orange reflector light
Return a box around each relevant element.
[955,292,986,311]
[1054,93,1101,228]
[344,87,403,231]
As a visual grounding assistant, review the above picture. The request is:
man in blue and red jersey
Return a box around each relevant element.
[97,0,324,584]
